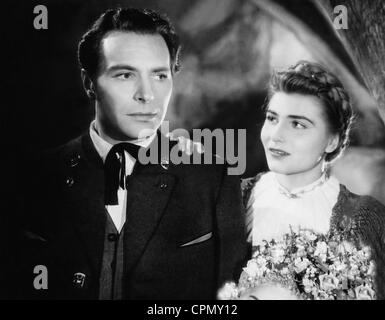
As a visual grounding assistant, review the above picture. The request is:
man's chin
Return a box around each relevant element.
[127,127,157,140]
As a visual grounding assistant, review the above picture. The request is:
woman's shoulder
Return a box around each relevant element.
[241,171,274,191]
[334,185,385,300]
[333,184,385,239]
[337,185,385,218]
[241,171,273,207]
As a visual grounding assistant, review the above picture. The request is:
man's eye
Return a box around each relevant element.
[292,121,306,129]
[154,73,169,80]
[116,72,134,80]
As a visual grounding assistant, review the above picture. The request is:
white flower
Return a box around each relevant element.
[294,257,310,273]
[314,241,328,262]
[270,245,286,264]
[281,267,290,275]
[333,260,347,272]
[319,274,340,291]
[302,230,317,241]
[303,277,315,293]
[337,241,355,255]
[347,264,360,280]
[309,266,317,275]
[240,284,299,300]
[355,284,376,300]
[251,249,260,258]
[256,255,267,267]
[358,246,372,260]
[217,282,239,300]
[314,241,328,255]
[243,259,265,278]
[368,261,376,276]
[295,243,306,256]
[363,245,372,255]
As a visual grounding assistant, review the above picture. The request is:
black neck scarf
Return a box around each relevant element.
[104,143,140,205]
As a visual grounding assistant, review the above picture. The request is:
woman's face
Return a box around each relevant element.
[260,92,338,180]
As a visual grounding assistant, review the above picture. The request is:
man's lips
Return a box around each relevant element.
[128,112,158,116]
[268,148,290,156]
[127,112,158,121]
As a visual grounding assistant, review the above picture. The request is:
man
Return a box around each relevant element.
[18,7,246,300]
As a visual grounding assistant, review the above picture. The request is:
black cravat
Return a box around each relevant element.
[104,143,140,205]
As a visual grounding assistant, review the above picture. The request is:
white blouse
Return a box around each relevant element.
[249,172,340,246]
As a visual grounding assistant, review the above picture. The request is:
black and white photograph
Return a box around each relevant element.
[1,0,384,308]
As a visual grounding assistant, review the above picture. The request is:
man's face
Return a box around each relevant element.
[95,31,173,142]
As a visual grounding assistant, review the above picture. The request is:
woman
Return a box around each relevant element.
[241,61,385,299]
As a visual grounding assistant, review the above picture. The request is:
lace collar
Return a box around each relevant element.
[274,172,329,199]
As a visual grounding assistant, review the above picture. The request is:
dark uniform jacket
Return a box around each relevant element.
[16,131,247,300]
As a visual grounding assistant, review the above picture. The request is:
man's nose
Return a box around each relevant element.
[133,78,154,104]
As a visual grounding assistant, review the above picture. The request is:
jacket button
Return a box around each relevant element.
[107,233,118,242]
[66,177,74,187]
[68,154,81,167]
[73,272,86,288]
[160,182,168,189]
[160,157,169,170]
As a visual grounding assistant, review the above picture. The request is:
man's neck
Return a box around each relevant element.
[94,120,155,148]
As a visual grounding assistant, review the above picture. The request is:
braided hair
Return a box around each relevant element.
[267,60,355,163]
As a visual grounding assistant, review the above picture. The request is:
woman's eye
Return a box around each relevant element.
[266,114,277,123]
[292,121,306,129]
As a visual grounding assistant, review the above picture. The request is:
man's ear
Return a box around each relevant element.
[81,69,97,100]
[325,134,339,154]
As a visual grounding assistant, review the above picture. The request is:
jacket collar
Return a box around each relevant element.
[80,129,177,170]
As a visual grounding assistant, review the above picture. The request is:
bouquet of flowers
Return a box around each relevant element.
[218,229,377,300]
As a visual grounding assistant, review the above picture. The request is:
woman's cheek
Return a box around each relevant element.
[260,124,269,147]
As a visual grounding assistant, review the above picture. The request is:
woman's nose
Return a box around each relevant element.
[270,123,285,143]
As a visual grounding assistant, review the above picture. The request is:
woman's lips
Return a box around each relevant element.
[268,148,290,157]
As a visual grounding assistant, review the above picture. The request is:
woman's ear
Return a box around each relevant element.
[81,69,97,100]
[325,134,339,154]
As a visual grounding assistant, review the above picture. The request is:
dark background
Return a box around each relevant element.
[2,0,385,298]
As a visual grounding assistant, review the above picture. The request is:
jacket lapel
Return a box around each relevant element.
[67,132,178,277]
[123,133,178,274]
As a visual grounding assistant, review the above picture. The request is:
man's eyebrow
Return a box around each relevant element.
[152,67,171,73]
[106,64,137,72]
[106,64,171,73]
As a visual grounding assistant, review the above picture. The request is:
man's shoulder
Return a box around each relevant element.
[44,134,84,158]
[155,134,230,176]
[32,133,86,173]
[169,149,232,179]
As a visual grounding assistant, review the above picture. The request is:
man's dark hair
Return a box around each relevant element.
[78,7,181,80]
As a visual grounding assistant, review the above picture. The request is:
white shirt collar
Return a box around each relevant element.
[89,120,156,163]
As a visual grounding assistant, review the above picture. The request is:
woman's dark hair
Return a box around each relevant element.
[266,60,355,162]
[78,7,181,80]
